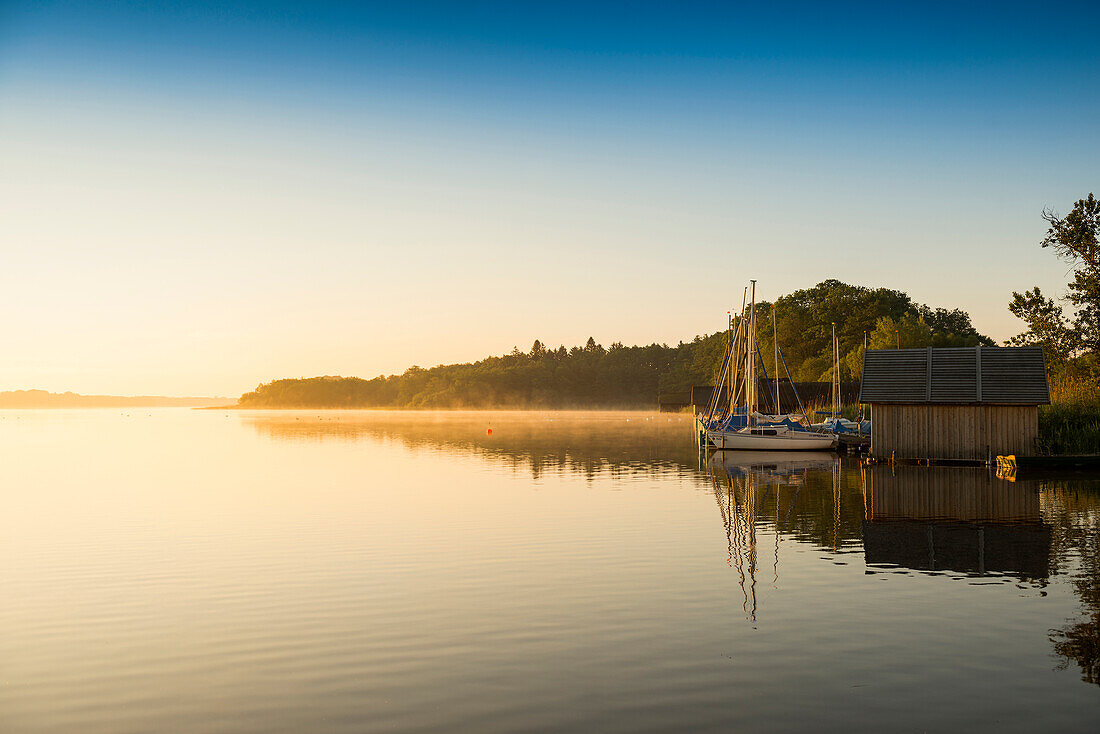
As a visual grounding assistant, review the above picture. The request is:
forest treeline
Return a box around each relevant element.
[238,279,992,409]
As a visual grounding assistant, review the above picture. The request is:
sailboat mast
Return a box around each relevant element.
[726,310,733,416]
[831,322,839,418]
[748,280,756,425]
[772,307,780,414]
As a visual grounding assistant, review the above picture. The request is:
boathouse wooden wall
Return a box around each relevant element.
[869,404,1038,461]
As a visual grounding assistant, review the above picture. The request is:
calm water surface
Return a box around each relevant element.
[1,409,1098,732]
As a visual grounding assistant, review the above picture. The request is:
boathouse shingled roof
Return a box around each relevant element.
[858,346,1050,405]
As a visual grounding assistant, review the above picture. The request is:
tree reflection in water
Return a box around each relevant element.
[1044,480,1100,686]
[243,410,703,481]
[1052,613,1100,684]
[709,453,1100,686]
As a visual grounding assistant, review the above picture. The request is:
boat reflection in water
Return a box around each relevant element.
[861,464,1051,579]
[711,450,838,479]
[708,453,1055,621]
[707,451,841,620]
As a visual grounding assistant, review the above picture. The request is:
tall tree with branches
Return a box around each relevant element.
[1010,194,1100,358]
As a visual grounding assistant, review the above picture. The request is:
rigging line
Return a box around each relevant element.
[731,314,747,413]
[777,345,806,418]
[730,289,748,415]
[733,347,748,411]
[705,319,737,424]
[705,339,732,424]
[755,342,776,415]
[733,309,749,413]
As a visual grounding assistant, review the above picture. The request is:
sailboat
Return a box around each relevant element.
[708,420,838,451]
[704,281,838,451]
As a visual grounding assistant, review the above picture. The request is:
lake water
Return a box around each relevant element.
[1,409,1098,732]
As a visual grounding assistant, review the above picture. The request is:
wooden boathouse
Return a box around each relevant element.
[859,346,1050,462]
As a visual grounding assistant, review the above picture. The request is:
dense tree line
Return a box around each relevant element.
[240,335,725,408]
[238,280,991,408]
[760,279,992,382]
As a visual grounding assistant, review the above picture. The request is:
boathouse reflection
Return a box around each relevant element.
[861,465,1051,579]
[707,456,1058,621]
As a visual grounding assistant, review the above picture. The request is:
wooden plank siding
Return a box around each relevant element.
[869,404,1038,461]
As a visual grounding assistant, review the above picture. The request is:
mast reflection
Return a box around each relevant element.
[708,456,1059,624]
[709,451,839,620]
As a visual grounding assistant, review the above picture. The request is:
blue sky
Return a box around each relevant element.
[1,1,1098,395]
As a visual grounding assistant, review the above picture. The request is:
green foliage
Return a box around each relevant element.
[1011,193,1100,360]
[1038,403,1100,456]
[1043,194,1100,353]
[868,314,926,350]
[760,280,990,383]
[1038,348,1100,458]
[1050,364,1100,405]
[1008,287,1077,363]
[238,280,992,408]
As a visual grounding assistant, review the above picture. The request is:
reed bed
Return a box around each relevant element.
[1037,403,1100,456]
[1049,373,1100,406]
[1038,373,1100,455]
[799,401,864,422]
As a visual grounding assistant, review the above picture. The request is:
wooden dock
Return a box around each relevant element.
[837,432,870,453]
[996,454,1100,480]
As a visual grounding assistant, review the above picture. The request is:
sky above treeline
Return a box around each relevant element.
[2,1,1098,396]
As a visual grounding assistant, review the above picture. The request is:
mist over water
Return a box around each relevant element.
[1,409,1098,732]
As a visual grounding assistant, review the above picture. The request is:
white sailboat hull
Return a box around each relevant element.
[707,429,837,451]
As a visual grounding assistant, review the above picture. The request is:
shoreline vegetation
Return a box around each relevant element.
[1038,401,1100,456]
[239,280,993,410]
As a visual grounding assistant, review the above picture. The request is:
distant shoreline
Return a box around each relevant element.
[0,390,235,409]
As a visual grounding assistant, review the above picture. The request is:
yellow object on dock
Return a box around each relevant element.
[995,455,1017,481]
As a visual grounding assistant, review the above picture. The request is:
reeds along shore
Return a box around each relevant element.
[1039,374,1100,456]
